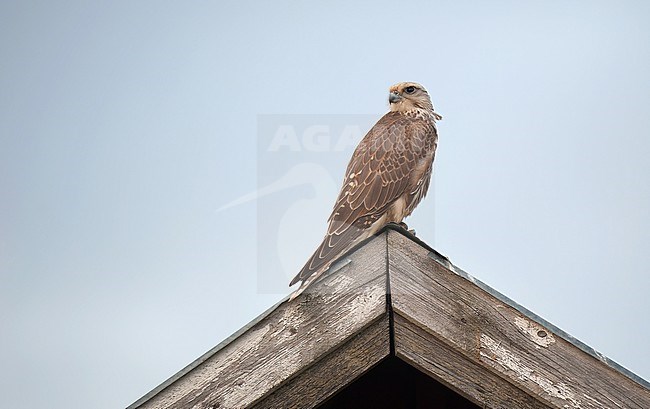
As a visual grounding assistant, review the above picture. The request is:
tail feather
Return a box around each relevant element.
[289,225,366,298]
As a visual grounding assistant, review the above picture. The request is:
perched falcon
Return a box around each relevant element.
[289,82,442,300]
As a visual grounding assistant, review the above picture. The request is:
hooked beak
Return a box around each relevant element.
[389,92,402,104]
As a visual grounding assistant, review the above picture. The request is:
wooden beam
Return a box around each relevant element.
[251,315,390,409]
[387,229,650,409]
[133,234,388,409]
[129,227,649,409]
[394,314,551,408]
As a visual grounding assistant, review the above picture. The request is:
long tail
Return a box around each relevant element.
[289,225,365,300]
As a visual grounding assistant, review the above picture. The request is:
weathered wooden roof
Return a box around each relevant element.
[128,225,650,409]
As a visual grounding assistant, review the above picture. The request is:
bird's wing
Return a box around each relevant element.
[290,112,437,287]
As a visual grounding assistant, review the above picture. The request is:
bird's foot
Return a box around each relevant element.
[396,222,416,236]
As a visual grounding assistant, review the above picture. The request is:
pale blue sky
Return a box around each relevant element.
[1,1,649,408]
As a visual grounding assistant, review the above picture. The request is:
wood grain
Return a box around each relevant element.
[394,314,551,409]
[130,228,650,409]
[387,229,650,409]
[135,235,388,409]
[250,315,390,409]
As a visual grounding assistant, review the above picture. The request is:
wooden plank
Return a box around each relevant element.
[135,234,388,409]
[394,314,551,409]
[387,230,650,409]
[250,315,390,409]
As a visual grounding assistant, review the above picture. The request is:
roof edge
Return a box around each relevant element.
[127,225,648,408]
[125,240,374,409]
[126,295,288,409]
[383,224,650,390]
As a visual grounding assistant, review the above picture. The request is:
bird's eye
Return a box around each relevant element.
[404,86,416,94]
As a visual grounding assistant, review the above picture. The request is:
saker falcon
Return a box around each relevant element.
[289,82,442,300]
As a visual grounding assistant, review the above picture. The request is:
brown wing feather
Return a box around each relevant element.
[290,111,437,287]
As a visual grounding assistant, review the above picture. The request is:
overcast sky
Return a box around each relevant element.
[1,1,649,408]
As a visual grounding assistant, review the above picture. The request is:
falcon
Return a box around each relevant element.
[289,82,442,300]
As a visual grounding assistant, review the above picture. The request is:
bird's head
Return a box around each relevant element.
[388,82,442,120]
